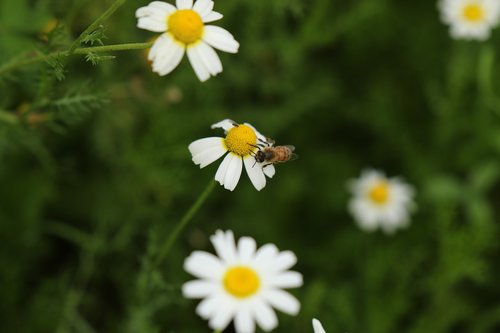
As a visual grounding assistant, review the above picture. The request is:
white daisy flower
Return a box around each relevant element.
[188,119,276,191]
[348,169,416,234]
[183,230,303,333]
[439,0,500,40]
[135,0,239,81]
[312,319,327,333]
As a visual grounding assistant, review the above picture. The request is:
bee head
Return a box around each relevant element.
[255,150,266,163]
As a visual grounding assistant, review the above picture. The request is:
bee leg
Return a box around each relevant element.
[257,138,272,147]
[247,143,261,149]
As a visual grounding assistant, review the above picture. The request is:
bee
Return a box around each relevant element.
[254,145,297,166]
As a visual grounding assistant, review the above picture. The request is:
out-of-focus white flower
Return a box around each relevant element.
[313,318,326,333]
[188,119,276,191]
[348,169,416,234]
[136,0,239,81]
[183,230,303,333]
[439,0,500,40]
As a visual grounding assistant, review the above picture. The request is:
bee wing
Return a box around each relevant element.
[265,137,276,145]
[285,145,295,152]
[289,153,299,161]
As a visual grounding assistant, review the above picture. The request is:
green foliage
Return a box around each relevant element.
[81,25,108,46]
[1,0,500,333]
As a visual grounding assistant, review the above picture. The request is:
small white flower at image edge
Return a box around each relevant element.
[313,318,326,333]
[135,0,239,81]
[348,169,416,234]
[188,119,276,191]
[438,0,500,40]
[182,230,303,333]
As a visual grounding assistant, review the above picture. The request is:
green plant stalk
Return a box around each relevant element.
[477,45,494,99]
[154,179,217,266]
[0,42,154,77]
[68,0,127,55]
[30,0,127,114]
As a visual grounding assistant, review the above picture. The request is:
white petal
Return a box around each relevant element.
[272,250,297,272]
[184,251,225,279]
[182,280,219,298]
[269,271,303,288]
[237,236,257,263]
[244,156,266,191]
[263,164,275,178]
[193,0,214,17]
[189,137,227,168]
[136,2,174,32]
[223,154,243,191]
[208,296,235,331]
[147,36,162,60]
[149,33,174,62]
[196,294,220,319]
[193,42,223,76]
[194,146,227,168]
[203,11,223,23]
[215,153,232,186]
[312,319,326,333]
[156,46,184,76]
[223,230,238,264]
[254,244,279,271]
[149,1,177,13]
[137,17,166,32]
[210,230,237,265]
[235,307,255,333]
[187,44,211,82]
[211,119,237,132]
[189,137,224,156]
[264,289,300,315]
[150,34,185,76]
[253,301,278,332]
[176,0,193,9]
[203,25,240,53]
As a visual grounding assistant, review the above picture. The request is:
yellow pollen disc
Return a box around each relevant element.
[224,125,257,156]
[462,4,484,22]
[167,9,204,44]
[369,181,390,205]
[223,266,260,298]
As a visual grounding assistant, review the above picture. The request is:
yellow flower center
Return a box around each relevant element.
[462,4,484,22]
[167,9,204,44]
[368,181,390,205]
[224,125,257,156]
[223,266,260,298]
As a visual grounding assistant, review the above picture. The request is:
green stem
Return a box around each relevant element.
[68,0,127,54]
[477,45,494,98]
[0,42,154,77]
[154,179,217,266]
[74,42,154,54]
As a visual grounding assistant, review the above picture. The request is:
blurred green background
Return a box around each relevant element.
[1,0,500,332]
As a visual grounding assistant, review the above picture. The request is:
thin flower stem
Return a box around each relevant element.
[0,42,154,77]
[213,330,222,333]
[74,42,155,54]
[154,179,217,266]
[68,0,127,54]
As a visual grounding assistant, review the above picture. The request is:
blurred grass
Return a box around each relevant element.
[1,0,500,332]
